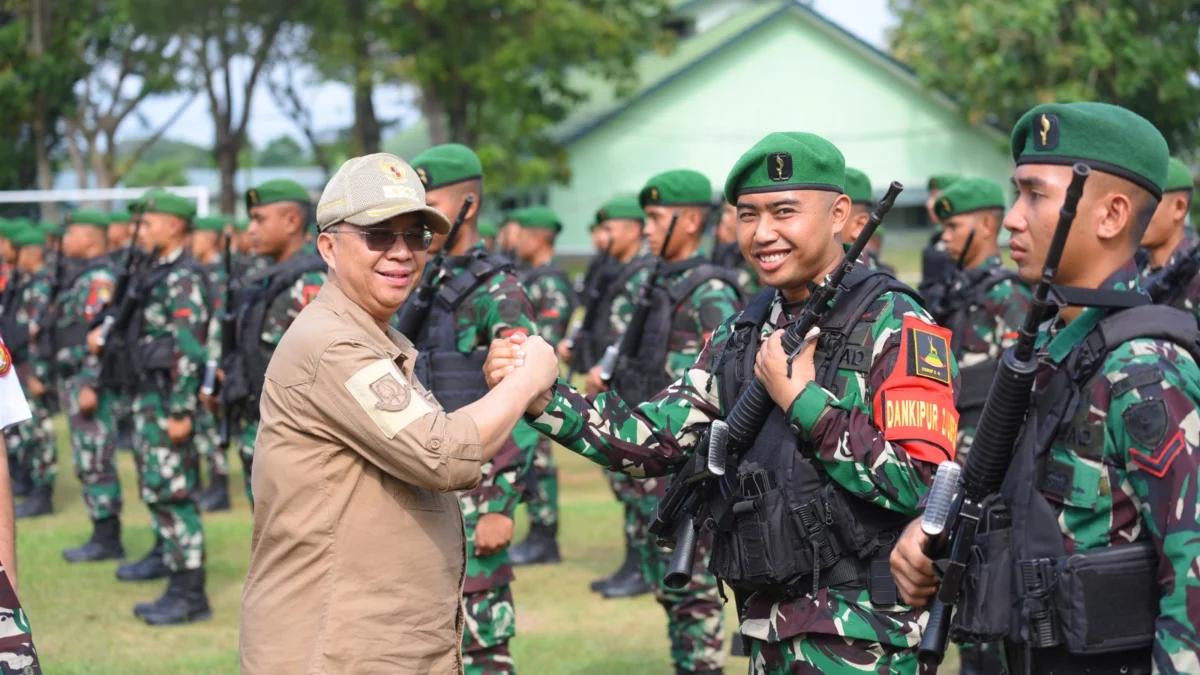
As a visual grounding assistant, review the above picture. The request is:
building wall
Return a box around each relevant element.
[548,8,1014,252]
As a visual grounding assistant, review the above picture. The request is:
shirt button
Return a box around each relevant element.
[430,438,442,449]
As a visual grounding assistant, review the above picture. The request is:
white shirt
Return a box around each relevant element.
[0,336,30,431]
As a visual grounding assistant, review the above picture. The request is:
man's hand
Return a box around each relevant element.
[78,386,98,415]
[585,365,609,397]
[474,513,514,556]
[484,337,526,389]
[556,341,573,362]
[755,328,817,411]
[26,376,45,398]
[86,327,104,355]
[519,335,559,390]
[890,518,938,607]
[167,416,193,445]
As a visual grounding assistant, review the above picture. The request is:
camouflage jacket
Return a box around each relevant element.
[522,261,574,346]
[943,255,1030,365]
[9,271,51,378]
[1140,235,1200,326]
[35,259,115,389]
[1030,261,1200,673]
[530,278,960,648]
[139,247,210,416]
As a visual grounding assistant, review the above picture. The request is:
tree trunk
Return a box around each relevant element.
[64,126,87,190]
[420,88,449,147]
[214,124,238,214]
[30,0,56,221]
[348,0,380,155]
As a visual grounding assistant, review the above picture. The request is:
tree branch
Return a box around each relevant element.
[234,15,287,139]
[113,92,198,184]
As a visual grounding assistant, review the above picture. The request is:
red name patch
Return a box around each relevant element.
[1130,430,1185,479]
[880,390,958,463]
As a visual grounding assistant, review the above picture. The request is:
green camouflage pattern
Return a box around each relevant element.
[749,632,929,675]
[9,271,57,489]
[196,253,229,481]
[1029,261,1200,674]
[523,262,574,346]
[524,437,558,528]
[461,585,516,675]
[0,560,41,674]
[530,283,957,666]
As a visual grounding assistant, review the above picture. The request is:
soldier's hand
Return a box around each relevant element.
[26,376,45,398]
[890,518,938,607]
[474,513,514,556]
[86,328,103,355]
[585,366,608,396]
[167,416,193,444]
[484,336,525,389]
[519,335,559,391]
[755,328,816,411]
[199,392,219,412]
[556,341,573,362]
[78,386,97,414]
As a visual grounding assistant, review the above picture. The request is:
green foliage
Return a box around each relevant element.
[118,138,213,169]
[255,134,310,166]
[889,0,1200,150]
[122,157,189,187]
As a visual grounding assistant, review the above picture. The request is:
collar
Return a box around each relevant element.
[159,245,185,265]
[1047,260,1144,363]
[314,281,417,371]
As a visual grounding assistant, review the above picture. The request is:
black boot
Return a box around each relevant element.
[139,569,212,626]
[10,464,30,498]
[508,523,561,566]
[63,516,125,563]
[196,474,231,512]
[676,668,724,675]
[591,541,639,593]
[116,539,169,582]
[14,486,52,518]
[600,557,652,599]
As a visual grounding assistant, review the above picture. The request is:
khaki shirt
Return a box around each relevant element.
[240,281,484,675]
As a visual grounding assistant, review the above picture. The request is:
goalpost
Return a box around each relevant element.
[0,187,211,217]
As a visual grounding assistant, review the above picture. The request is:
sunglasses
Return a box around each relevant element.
[326,227,434,252]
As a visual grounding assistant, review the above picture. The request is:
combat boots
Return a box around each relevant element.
[62,516,125,563]
[590,541,641,593]
[196,474,231,512]
[600,557,652,599]
[14,485,52,518]
[508,523,561,566]
[116,537,169,582]
[138,569,212,626]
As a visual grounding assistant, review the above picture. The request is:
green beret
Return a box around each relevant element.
[235,218,250,233]
[515,205,561,231]
[723,132,844,204]
[1011,102,1169,198]
[134,189,197,221]
[10,227,46,248]
[245,179,310,211]
[595,195,645,228]
[107,210,132,225]
[641,169,712,208]
[1,218,32,239]
[844,167,873,205]
[39,221,61,237]
[194,216,232,232]
[70,208,109,229]
[1166,158,1194,194]
[933,177,1007,221]
[927,174,962,192]
[477,218,498,238]
[411,144,483,191]
[0,219,14,240]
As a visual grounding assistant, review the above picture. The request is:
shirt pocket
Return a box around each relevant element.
[388,476,446,512]
[1042,444,1102,512]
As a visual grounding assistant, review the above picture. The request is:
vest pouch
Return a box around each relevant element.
[1053,542,1157,655]
[950,496,1013,644]
[137,335,176,374]
[613,354,672,407]
[220,352,253,405]
[419,349,488,413]
[52,322,89,353]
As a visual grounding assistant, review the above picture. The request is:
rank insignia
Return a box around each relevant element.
[1033,113,1059,151]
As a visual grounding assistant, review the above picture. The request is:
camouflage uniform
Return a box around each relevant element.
[395,243,538,675]
[195,252,230,486]
[521,262,574,531]
[0,561,41,674]
[530,277,958,674]
[1141,235,1200,325]
[8,272,56,493]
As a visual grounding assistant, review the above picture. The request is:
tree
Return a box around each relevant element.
[376,0,672,191]
[264,27,333,176]
[255,134,308,167]
[122,157,188,187]
[890,0,1200,151]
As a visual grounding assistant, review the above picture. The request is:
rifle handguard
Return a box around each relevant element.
[95,315,116,349]
[201,360,219,396]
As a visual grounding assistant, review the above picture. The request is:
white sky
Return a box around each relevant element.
[126,0,894,148]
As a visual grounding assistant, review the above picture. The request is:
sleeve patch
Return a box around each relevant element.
[1122,399,1168,449]
[879,389,958,463]
[344,358,434,439]
[302,284,321,307]
[85,279,115,319]
[541,309,561,319]
[904,315,951,385]
[1129,430,1185,479]
[173,308,193,318]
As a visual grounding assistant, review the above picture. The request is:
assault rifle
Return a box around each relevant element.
[1144,243,1200,305]
[649,182,904,589]
[915,164,1090,665]
[96,243,162,360]
[393,195,475,338]
[926,229,975,326]
[207,229,237,448]
[563,240,613,378]
[596,212,679,385]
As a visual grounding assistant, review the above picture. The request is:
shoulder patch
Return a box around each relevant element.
[1129,429,1185,479]
[903,315,951,385]
[1123,399,1168,449]
[85,278,115,319]
[344,358,433,438]
[0,339,10,377]
[301,284,321,307]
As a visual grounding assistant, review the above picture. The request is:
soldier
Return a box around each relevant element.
[507,206,576,566]
[106,210,133,252]
[497,212,522,265]
[87,190,212,625]
[1139,158,1198,320]
[397,143,538,675]
[711,198,761,295]
[190,216,232,512]
[928,178,1031,458]
[844,167,897,276]
[4,225,58,519]
[104,211,138,454]
[573,169,742,673]
[211,181,325,508]
[479,218,498,252]
[918,174,962,300]
[893,102,1200,675]
[491,134,960,674]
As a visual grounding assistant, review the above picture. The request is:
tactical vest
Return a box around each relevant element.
[412,249,513,412]
[611,259,742,406]
[45,258,111,359]
[0,271,34,359]
[708,269,921,596]
[941,265,1022,432]
[918,232,953,301]
[581,256,652,370]
[953,303,1200,675]
[221,253,327,419]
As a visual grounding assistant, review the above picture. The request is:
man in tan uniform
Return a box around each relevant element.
[240,153,558,675]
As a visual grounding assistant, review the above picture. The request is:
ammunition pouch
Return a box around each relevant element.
[949,495,1012,644]
[220,352,255,417]
[612,353,675,407]
[956,360,999,432]
[414,348,488,413]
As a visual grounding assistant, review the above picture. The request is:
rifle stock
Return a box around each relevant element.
[394,195,475,338]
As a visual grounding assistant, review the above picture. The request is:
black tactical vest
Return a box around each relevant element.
[221,252,327,419]
[412,249,513,412]
[953,303,1200,675]
[44,257,111,358]
[581,256,652,369]
[611,259,742,406]
[708,269,921,596]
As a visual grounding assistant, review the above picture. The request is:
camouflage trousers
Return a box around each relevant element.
[130,389,205,572]
[524,437,558,528]
[240,418,258,507]
[461,584,516,675]
[635,476,725,672]
[0,560,41,675]
[59,377,122,521]
[748,633,927,675]
[8,388,57,489]
[193,408,228,481]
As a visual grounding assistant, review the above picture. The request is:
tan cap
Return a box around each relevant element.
[316,153,454,234]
